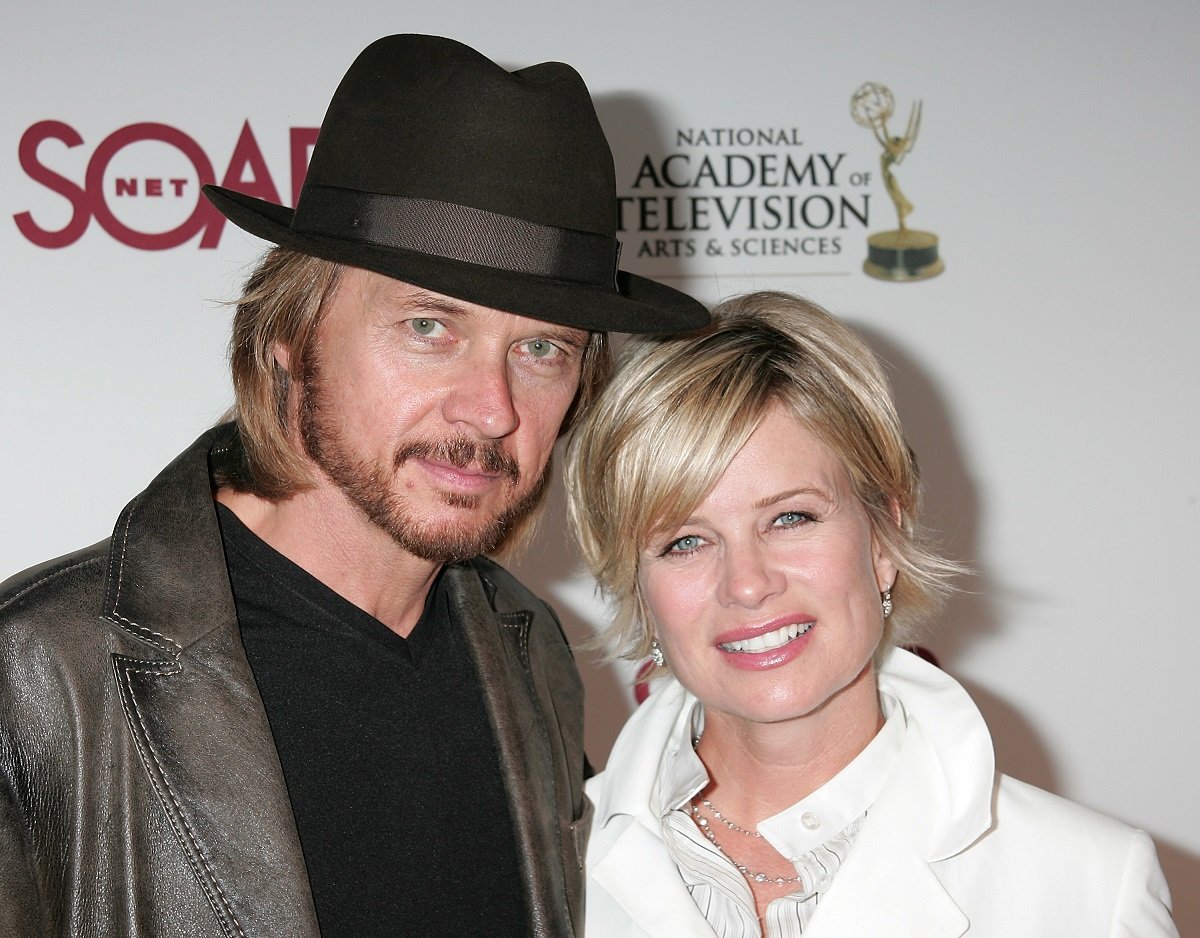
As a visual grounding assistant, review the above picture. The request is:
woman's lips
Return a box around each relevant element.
[718,620,813,654]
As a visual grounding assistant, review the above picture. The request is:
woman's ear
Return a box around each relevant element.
[872,540,899,593]
[872,497,903,592]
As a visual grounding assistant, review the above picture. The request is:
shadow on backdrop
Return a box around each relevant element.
[510,90,697,765]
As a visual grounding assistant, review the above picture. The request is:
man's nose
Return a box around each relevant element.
[441,355,520,440]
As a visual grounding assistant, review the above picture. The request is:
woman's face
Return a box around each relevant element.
[638,405,898,734]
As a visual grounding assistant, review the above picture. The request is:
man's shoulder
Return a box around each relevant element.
[467,555,557,618]
[1,540,109,627]
[462,556,576,657]
[0,540,114,703]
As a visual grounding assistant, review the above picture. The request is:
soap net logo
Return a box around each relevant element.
[14,121,319,249]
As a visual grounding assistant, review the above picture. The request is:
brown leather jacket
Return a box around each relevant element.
[0,425,589,937]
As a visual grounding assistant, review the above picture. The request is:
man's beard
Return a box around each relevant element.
[297,346,548,564]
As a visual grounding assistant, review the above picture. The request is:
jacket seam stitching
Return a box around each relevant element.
[106,501,183,655]
[497,611,533,664]
[114,657,246,938]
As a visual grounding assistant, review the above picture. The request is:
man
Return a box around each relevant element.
[0,35,707,938]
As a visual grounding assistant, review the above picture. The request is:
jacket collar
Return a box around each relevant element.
[593,650,994,855]
[589,648,994,937]
[104,423,241,655]
[874,646,996,862]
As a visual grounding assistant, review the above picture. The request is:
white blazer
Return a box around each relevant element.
[585,648,1177,937]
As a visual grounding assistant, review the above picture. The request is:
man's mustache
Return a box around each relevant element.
[395,437,520,484]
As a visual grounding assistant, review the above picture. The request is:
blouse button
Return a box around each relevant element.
[801,812,821,830]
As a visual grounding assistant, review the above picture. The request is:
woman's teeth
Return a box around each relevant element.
[719,621,812,654]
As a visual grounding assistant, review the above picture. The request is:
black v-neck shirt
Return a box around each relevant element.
[217,504,527,936]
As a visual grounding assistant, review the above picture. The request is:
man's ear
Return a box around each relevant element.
[271,340,293,375]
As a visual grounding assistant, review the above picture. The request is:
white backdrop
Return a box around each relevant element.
[5,0,1197,927]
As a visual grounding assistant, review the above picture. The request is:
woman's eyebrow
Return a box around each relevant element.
[752,487,831,510]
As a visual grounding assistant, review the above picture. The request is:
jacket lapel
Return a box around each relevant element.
[802,837,967,938]
[590,820,719,938]
[106,428,319,937]
[443,562,575,938]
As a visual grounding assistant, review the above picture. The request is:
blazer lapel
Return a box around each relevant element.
[114,634,320,936]
[591,820,719,938]
[803,840,967,938]
[106,427,319,937]
[443,563,575,938]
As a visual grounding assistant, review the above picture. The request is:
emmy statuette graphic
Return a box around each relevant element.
[851,82,944,281]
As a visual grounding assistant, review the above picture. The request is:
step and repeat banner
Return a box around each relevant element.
[5,0,1197,924]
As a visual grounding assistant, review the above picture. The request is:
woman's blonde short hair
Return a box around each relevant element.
[223,246,612,499]
[565,290,959,663]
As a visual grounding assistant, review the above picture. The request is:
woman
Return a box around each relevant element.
[565,292,1177,937]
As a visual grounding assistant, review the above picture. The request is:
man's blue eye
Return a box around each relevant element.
[411,318,439,335]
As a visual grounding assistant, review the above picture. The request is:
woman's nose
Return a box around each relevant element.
[717,541,784,609]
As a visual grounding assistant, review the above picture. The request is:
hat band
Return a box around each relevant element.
[293,185,620,288]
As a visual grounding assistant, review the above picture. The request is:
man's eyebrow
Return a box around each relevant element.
[394,290,474,316]
[541,325,590,348]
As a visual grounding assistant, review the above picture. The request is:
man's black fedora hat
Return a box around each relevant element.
[204,34,707,333]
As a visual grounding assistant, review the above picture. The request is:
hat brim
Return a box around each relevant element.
[205,186,708,334]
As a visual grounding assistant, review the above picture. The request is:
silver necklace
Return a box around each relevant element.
[689,799,803,886]
[695,797,761,838]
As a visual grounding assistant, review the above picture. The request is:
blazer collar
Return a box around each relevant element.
[590,650,996,937]
[591,677,695,829]
[875,647,996,861]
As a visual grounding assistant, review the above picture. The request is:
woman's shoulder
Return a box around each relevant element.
[950,774,1177,934]
[992,773,1149,847]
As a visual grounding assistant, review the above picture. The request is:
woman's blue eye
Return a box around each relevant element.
[666,535,702,554]
[774,511,813,527]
